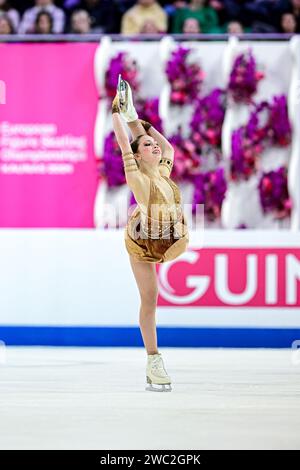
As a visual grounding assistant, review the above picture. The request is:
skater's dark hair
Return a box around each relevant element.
[130,134,145,168]
[130,134,144,154]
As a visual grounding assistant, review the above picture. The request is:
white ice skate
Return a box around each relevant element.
[117,74,138,122]
[146,352,172,392]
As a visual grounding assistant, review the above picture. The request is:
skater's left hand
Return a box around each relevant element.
[111,94,120,114]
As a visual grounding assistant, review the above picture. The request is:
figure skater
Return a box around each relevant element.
[112,76,189,392]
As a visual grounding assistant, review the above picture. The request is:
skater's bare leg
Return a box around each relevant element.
[129,255,159,355]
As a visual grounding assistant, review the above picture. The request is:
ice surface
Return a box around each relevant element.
[0,347,299,450]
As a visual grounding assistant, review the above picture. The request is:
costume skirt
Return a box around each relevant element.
[124,209,189,263]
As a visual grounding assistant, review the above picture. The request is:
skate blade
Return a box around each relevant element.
[145,383,172,392]
[145,378,172,392]
[117,74,127,107]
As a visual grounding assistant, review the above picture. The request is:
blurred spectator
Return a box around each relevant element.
[3,0,299,35]
[164,0,187,15]
[221,1,273,30]
[19,0,65,34]
[64,0,121,33]
[164,0,187,32]
[121,0,167,34]
[275,0,300,32]
[172,0,220,33]
[280,11,297,32]
[34,9,54,33]
[227,19,243,34]
[114,0,136,14]
[0,12,14,33]
[70,8,91,32]
[182,16,201,32]
[0,1,19,31]
[292,0,300,16]
[10,1,34,16]
[209,0,227,25]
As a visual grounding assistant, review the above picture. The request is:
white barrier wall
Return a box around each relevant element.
[0,229,299,347]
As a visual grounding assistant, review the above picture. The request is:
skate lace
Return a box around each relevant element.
[151,355,166,372]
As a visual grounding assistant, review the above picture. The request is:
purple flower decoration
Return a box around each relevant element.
[258,166,292,218]
[190,88,226,148]
[168,129,201,181]
[230,95,291,181]
[165,46,205,105]
[191,167,227,221]
[246,97,291,147]
[135,97,163,133]
[228,50,264,104]
[268,95,292,146]
[100,131,126,187]
[230,126,262,181]
[104,52,140,99]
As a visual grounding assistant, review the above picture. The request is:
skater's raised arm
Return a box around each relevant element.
[141,120,174,159]
[127,119,147,140]
[111,96,145,192]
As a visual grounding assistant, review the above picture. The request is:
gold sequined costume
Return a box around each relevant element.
[124,157,189,263]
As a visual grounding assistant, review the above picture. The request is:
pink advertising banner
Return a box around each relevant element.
[0,42,99,227]
[157,248,300,307]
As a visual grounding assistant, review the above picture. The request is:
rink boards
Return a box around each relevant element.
[0,229,299,347]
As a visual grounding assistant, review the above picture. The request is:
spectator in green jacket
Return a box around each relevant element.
[172,0,220,33]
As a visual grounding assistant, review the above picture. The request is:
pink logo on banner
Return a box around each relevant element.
[0,43,99,227]
[157,248,300,307]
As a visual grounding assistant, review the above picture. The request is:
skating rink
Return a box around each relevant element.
[0,346,299,450]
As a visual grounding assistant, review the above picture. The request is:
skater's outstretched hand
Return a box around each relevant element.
[111,94,120,114]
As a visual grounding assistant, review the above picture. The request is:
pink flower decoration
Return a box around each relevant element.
[165,46,204,106]
[104,52,140,100]
[228,50,263,104]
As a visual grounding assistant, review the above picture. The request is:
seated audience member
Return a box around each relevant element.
[164,0,187,33]
[279,0,300,31]
[70,9,92,32]
[182,16,201,32]
[0,0,20,32]
[19,0,65,34]
[8,0,31,15]
[164,0,187,15]
[222,0,273,30]
[140,18,162,32]
[280,11,297,32]
[262,0,300,33]
[172,0,220,33]
[34,10,54,33]
[209,0,227,25]
[121,0,168,34]
[0,12,14,33]
[112,0,136,13]
[64,0,121,33]
[227,19,243,34]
